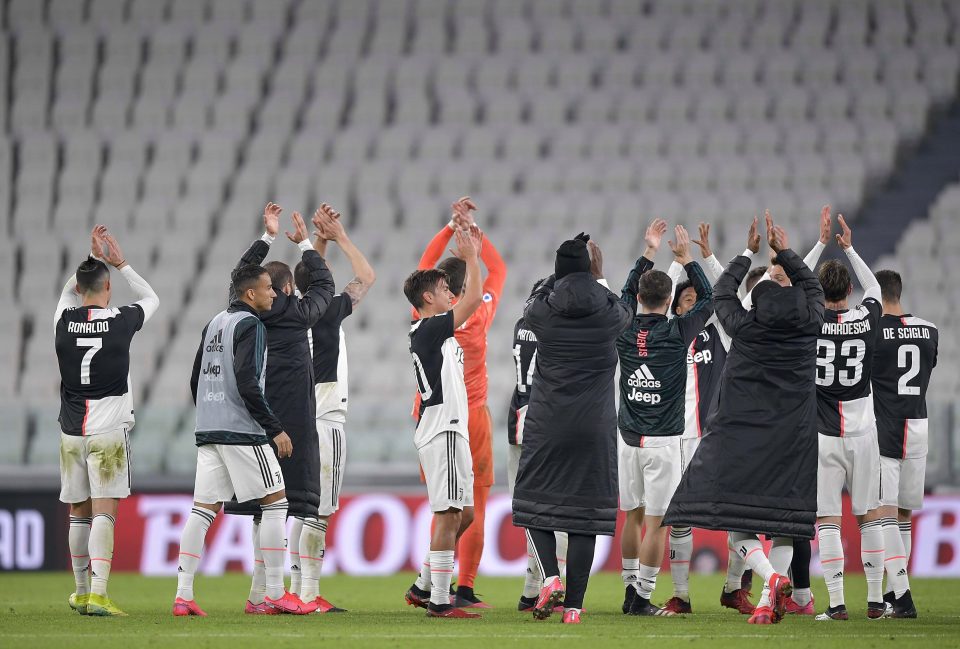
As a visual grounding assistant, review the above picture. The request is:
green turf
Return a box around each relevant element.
[1,573,957,648]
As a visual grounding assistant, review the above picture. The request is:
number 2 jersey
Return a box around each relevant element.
[816,297,882,437]
[55,303,145,436]
[409,310,468,449]
[871,314,938,459]
[508,316,537,445]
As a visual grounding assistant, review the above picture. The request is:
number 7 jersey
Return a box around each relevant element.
[871,314,938,458]
[816,298,882,437]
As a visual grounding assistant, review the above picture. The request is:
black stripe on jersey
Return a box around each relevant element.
[818,399,842,437]
[253,446,271,488]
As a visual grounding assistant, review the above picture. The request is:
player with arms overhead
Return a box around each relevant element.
[813,216,887,621]
[403,225,485,618]
[56,226,159,617]
[872,270,936,618]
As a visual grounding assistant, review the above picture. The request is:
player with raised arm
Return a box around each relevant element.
[872,270,935,618]
[814,216,887,621]
[290,203,376,612]
[618,221,714,617]
[173,265,308,617]
[412,197,507,609]
[403,225,485,619]
[56,226,159,617]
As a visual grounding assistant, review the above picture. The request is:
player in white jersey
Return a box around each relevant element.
[871,270,936,618]
[291,203,375,611]
[55,226,159,616]
[402,225,485,618]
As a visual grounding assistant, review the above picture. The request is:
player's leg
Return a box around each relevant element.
[617,437,643,613]
[509,444,541,610]
[720,533,754,614]
[244,515,274,614]
[555,531,568,577]
[527,528,564,620]
[754,537,793,620]
[84,428,132,616]
[786,538,814,614]
[561,532,596,623]
[816,434,847,620]
[851,435,885,618]
[61,431,93,614]
[456,405,492,608]
[888,454,923,618]
[879,457,909,605]
[288,516,304,596]
[306,420,346,611]
[668,438,696,610]
[728,532,791,625]
[634,441,682,616]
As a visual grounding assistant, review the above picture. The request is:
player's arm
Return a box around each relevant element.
[229,203,280,302]
[670,226,715,344]
[97,230,159,324]
[313,204,376,309]
[834,214,881,302]
[451,226,484,329]
[190,324,208,403]
[55,226,108,329]
[233,318,285,438]
[716,217,760,334]
[284,211,334,325]
[768,214,825,325]
[621,218,666,313]
[691,222,726,285]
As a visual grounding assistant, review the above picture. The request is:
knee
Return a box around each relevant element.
[460,507,475,529]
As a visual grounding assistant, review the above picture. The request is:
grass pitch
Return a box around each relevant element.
[1,573,957,648]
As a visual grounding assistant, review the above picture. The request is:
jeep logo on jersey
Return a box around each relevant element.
[205,329,224,352]
[201,362,222,378]
[627,365,661,389]
[686,349,713,365]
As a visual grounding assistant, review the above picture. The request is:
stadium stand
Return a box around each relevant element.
[1,0,958,486]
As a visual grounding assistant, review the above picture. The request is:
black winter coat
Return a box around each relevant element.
[512,272,633,535]
[224,240,334,517]
[663,248,823,538]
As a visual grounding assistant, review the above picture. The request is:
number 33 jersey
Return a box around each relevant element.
[816,298,882,437]
[871,314,938,458]
[55,304,145,436]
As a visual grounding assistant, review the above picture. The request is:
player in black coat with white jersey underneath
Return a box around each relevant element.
[665,214,824,625]
[872,270,935,618]
[55,226,159,617]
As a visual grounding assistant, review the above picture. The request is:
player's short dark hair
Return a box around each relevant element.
[638,269,673,310]
[231,264,269,296]
[671,280,693,315]
[745,266,768,292]
[818,260,852,302]
[404,268,449,309]
[76,256,110,293]
[264,261,293,290]
[437,257,466,295]
[876,270,902,302]
[293,260,334,296]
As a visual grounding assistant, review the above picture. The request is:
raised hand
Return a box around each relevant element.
[453,225,480,260]
[285,211,310,244]
[588,240,603,279]
[747,216,761,254]
[312,203,346,241]
[668,225,693,265]
[692,222,712,258]
[835,214,852,250]
[99,229,127,268]
[770,225,790,253]
[764,209,778,250]
[451,196,477,228]
[819,204,832,245]
[644,218,668,255]
[90,224,108,258]
[263,202,282,237]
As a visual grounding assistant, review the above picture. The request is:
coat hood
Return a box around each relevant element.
[548,272,610,318]
[754,285,807,329]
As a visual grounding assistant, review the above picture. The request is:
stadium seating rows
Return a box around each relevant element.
[1,0,958,477]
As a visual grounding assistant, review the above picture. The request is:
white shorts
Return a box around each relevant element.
[418,431,474,512]
[193,443,284,505]
[618,435,683,516]
[681,436,700,471]
[817,433,880,517]
[59,428,131,503]
[507,443,522,497]
[317,419,347,516]
[880,455,926,511]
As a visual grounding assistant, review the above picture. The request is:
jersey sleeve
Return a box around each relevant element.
[322,294,354,326]
[118,304,146,334]
[480,236,507,304]
[418,311,456,347]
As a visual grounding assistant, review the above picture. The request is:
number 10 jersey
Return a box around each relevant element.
[816,298,882,437]
[55,304,144,436]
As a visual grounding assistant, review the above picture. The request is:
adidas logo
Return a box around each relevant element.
[897,569,907,576]
[833,572,844,579]
[864,562,875,568]
[178,566,184,572]
[627,365,661,389]
[205,329,224,352]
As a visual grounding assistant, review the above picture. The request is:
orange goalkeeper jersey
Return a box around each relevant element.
[412,225,506,411]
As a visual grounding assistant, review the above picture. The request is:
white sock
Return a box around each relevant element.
[860,520,885,603]
[725,534,747,592]
[299,518,327,601]
[882,518,910,597]
[669,527,693,599]
[792,587,812,606]
[523,536,542,598]
[89,513,115,597]
[260,499,288,600]
[556,532,569,578]
[288,516,303,596]
[758,537,793,608]
[621,557,640,590]
[429,550,455,606]
[415,552,432,592]
[730,532,775,582]
[637,563,659,599]
[899,520,912,564]
[69,515,92,595]
[818,523,845,608]
[177,507,216,601]
[249,518,265,604]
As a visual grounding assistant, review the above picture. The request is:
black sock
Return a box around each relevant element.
[790,538,812,590]
[562,533,597,610]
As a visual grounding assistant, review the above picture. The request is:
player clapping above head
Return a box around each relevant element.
[871,270,936,618]
[56,226,159,617]
[403,225,485,619]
